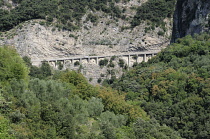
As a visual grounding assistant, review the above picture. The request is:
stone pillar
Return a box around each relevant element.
[80,58,82,64]
[128,55,130,67]
[96,57,98,65]
[63,60,66,69]
[55,60,58,69]
[135,54,138,63]
[143,54,146,62]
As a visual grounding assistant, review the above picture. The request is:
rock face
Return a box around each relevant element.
[172,0,210,42]
[0,0,172,61]
[0,18,170,61]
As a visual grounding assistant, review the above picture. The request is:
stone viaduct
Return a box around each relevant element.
[31,50,160,69]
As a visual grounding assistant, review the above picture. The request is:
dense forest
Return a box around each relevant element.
[0,0,175,32]
[0,0,123,31]
[131,0,175,28]
[106,33,210,138]
[0,33,209,138]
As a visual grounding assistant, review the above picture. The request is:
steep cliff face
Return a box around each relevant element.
[0,0,172,60]
[0,18,170,60]
[172,0,210,42]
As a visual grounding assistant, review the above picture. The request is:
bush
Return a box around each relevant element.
[119,59,125,67]
[110,56,116,61]
[132,55,138,60]
[74,61,80,66]
[108,62,115,68]
[98,78,102,83]
[87,13,98,23]
[99,59,109,67]
[158,31,164,36]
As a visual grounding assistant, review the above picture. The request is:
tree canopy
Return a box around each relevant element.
[109,33,210,138]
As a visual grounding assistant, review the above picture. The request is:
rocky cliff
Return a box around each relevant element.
[0,0,171,61]
[172,0,210,42]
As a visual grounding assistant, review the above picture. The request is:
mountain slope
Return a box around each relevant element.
[0,0,174,60]
[109,33,210,138]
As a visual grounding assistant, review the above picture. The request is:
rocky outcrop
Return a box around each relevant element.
[172,0,210,42]
[0,16,170,61]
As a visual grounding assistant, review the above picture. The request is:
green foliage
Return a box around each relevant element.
[87,97,104,117]
[0,0,122,31]
[60,70,97,99]
[98,87,148,122]
[86,13,99,23]
[110,55,116,61]
[100,111,127,128]
[110,33,210,138]
[3,78,76,138]
[74,61,80,66]
[0,46,29,83]
[119,58,125,67]
[22,56,32,67]
[98,78,102,83]
[9,110,25,123]
[40,61,52,77]
[132,55,137,60]
[29,61,52,79]
[4,34,210,138]
[131,0,175,27]
[56,61,63,70]
[23,56,52,79]
[1,73,149,138]
[108,61,115,67]
[0,116,14,138]
[133,118,182,139]
[99,59,109,67]
[158,31,164,36]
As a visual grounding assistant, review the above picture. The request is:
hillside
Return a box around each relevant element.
[0,0,210,138]
[0,0,175,60]
[108,33,210,138]
[0,45,184,138]
[0,32,209,139]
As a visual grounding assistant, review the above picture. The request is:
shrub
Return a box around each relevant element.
[119,59,125,67]
[132,55,138,60]
[99,59,109,67]
[74,61,80,66]
[89,78,93,82]
[110,56,116,61]
[98,78,102,83]
[158,31,164,36]
[108,62,115,68]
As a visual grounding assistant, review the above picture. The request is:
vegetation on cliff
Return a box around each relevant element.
[0,0,123,31]
[0,0,176,32]
[131,0,175,28]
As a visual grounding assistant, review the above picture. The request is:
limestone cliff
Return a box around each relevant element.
[172,0,210,42]
[0,0,171,61]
